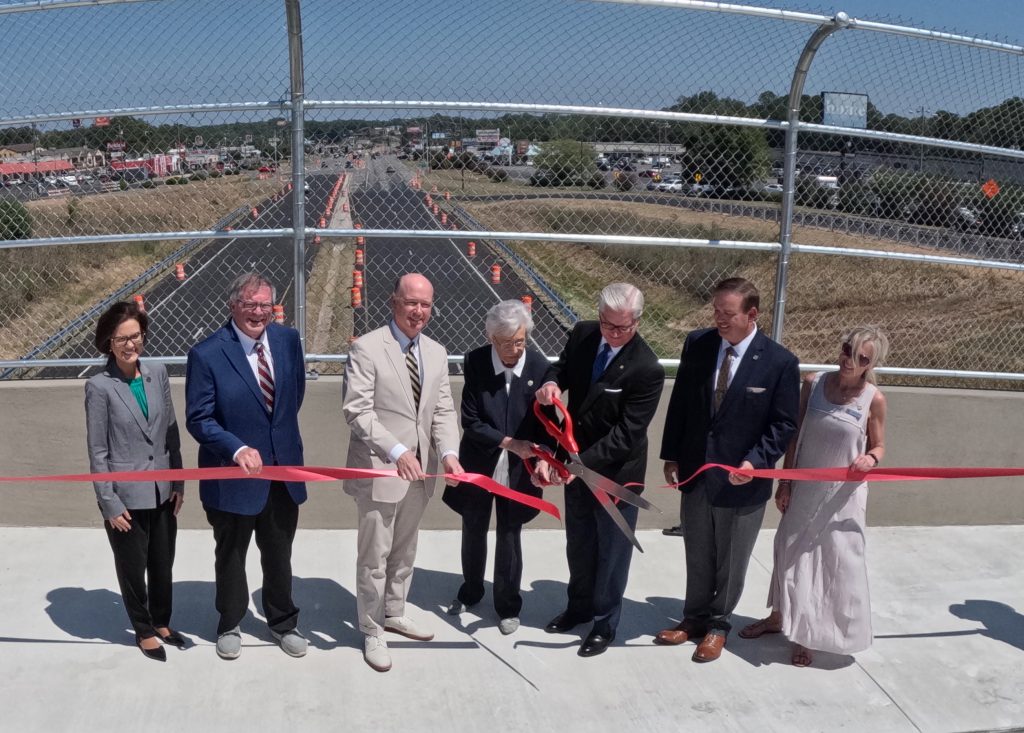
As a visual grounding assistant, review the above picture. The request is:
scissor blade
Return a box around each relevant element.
[571,464,659,512]
[589,486,644,553]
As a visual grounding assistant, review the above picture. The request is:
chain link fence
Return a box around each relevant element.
[1,0,1023,386]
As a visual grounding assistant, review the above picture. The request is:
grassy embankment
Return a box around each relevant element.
[0,176,281,359]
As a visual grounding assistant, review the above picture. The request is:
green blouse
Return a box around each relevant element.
[129,374,149,420]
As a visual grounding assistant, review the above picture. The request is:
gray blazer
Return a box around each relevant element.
[84,359,184,520]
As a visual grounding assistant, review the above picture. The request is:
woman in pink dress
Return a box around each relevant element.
[739,326,888,667]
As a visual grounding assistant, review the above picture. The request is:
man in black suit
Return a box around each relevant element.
[443,300,552,635]
[656,277,799,663]
[536,283,665,657]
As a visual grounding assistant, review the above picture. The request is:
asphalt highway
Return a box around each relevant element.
[35,172,340,379]
[348,155,569,360]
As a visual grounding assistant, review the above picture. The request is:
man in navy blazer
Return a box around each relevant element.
[186,272,308,660]
[536,283,665,657]
[656,277,799,663]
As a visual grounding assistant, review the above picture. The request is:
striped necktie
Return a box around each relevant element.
[406,342,421,411]
[713,346,735,413]
[255,342,274,412]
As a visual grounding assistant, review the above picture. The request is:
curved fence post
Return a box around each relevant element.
[773,12,851,342]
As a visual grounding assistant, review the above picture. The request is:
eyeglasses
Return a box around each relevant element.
[494,338,527,350]
[599,318,638,336]
[841,342,871,367]
[111,332,144,347]
[238,301,274,312]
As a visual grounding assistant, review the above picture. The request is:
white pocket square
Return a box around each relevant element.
[746,387,766,394]
[604,388,623,393]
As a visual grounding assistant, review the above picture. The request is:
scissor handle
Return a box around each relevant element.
[532,395,579,454]
[524,445,571,486]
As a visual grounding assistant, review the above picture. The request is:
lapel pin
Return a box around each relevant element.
[527,379,534,386]
[752,354,760,360]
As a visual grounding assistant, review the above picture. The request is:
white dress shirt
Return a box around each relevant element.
[712,325,758,394]
[490,346,526,486]
[230,321,273,462]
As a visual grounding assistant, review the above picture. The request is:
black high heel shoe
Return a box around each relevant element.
[136,634,167,662]
[157,629,187,648]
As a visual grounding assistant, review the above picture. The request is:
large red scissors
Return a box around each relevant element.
[529,396,659,552]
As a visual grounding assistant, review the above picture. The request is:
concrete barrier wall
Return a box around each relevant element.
[2,378,1023,528]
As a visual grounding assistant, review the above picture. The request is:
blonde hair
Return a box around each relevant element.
[842,325,889,384]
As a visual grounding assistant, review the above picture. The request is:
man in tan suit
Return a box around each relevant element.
[342,273,463,672]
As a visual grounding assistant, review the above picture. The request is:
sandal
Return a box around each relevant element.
[791,645,813,667]
[738,617,782,639]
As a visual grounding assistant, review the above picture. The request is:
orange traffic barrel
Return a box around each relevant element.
[353,270,363,287]
[354,222,362,229]
[355,249,364,265]
[521,294,533,310]
[490,265,501,284]
[319,217,326,228]
[251,207,259,217]
[175,263,185,281]
[313,234,321,244]
[356,234,365,246]
[431,185,438,193]
[440,212,447,226]
[444,190,451,201]
[432,204,439,215]
[467,241,476,257]
[272,304,285,324]
[425,194,432,206]
[351,287,363,308]
[133,294,145,312]
[342,202,349,212]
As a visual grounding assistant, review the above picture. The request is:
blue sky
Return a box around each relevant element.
[0,0,1020,128]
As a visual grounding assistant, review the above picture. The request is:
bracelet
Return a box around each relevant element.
[777,478,792,486]
[866,453,879,466]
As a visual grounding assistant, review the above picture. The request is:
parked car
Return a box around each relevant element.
[656,178,684,192]
[385,165,395,173]
[638,169,659,178]
[686,183,713,197]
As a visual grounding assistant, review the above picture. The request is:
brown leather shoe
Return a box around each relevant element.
[654,619,707,646]
[692,632,727,662]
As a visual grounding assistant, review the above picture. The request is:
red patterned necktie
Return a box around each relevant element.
[255,342,275,411]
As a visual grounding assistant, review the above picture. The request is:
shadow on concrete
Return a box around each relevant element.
[949,599,1024,652]
[254,575,362,651]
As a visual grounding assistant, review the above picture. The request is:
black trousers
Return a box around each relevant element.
[564,479,639,634]
[456,497,526,619]
[104,496,177,639]
[681,479,766,634]
[205,482,299,635]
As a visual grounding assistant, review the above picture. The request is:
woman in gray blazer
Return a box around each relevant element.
[85,302,185,662]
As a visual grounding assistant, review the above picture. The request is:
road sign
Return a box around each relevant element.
[244,134,253,143]
[194,135,204,146]
[982,179,1001,199]
[694,172,703,182]
[71,119,81,129]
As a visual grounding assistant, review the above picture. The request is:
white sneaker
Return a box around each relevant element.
[383,615,434,641]
[498,617,520,635]
[363,635,391,672]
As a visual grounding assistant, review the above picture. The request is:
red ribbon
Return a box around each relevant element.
[0,465,561,520]
[672,463,1024,488]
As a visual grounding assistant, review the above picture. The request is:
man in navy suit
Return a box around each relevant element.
[656,277,799,663]
[186,272,308,660]
[536,283,665,657]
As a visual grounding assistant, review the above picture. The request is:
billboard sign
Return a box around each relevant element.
[93,117,111,127]
[106,140,126,152]
[431,131,448,139]
[476,128,500,144]
[821,91,868,129]
[406,126,422,134]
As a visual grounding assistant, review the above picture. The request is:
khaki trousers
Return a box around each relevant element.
[354,482,430,636]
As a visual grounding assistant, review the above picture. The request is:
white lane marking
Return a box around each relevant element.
[446,232,502,303]
[149,237,238,313]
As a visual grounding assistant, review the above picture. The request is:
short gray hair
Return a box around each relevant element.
[227,272,277,305]
[484,299,533,339]
[598,282,644,319]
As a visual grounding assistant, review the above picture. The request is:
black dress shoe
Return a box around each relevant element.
[158,629,187,648]
[136,635,167,662]
[545,610,590,634]
[579,629,615,657]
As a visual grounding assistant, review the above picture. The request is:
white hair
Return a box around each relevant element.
[484,299,533,339]
[598,282,643,319]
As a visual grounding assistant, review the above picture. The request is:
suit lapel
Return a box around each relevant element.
[218,324,266,411]
[139,361,158,434]
[716,330,765,417]
[105,361,149,435]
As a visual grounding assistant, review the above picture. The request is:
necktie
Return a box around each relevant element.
[255,342,274,412]
[713,346,735,413]
[406,343,421,411]
[591,342,612,384]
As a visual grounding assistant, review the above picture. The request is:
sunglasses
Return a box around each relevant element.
[841,342,871,367]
